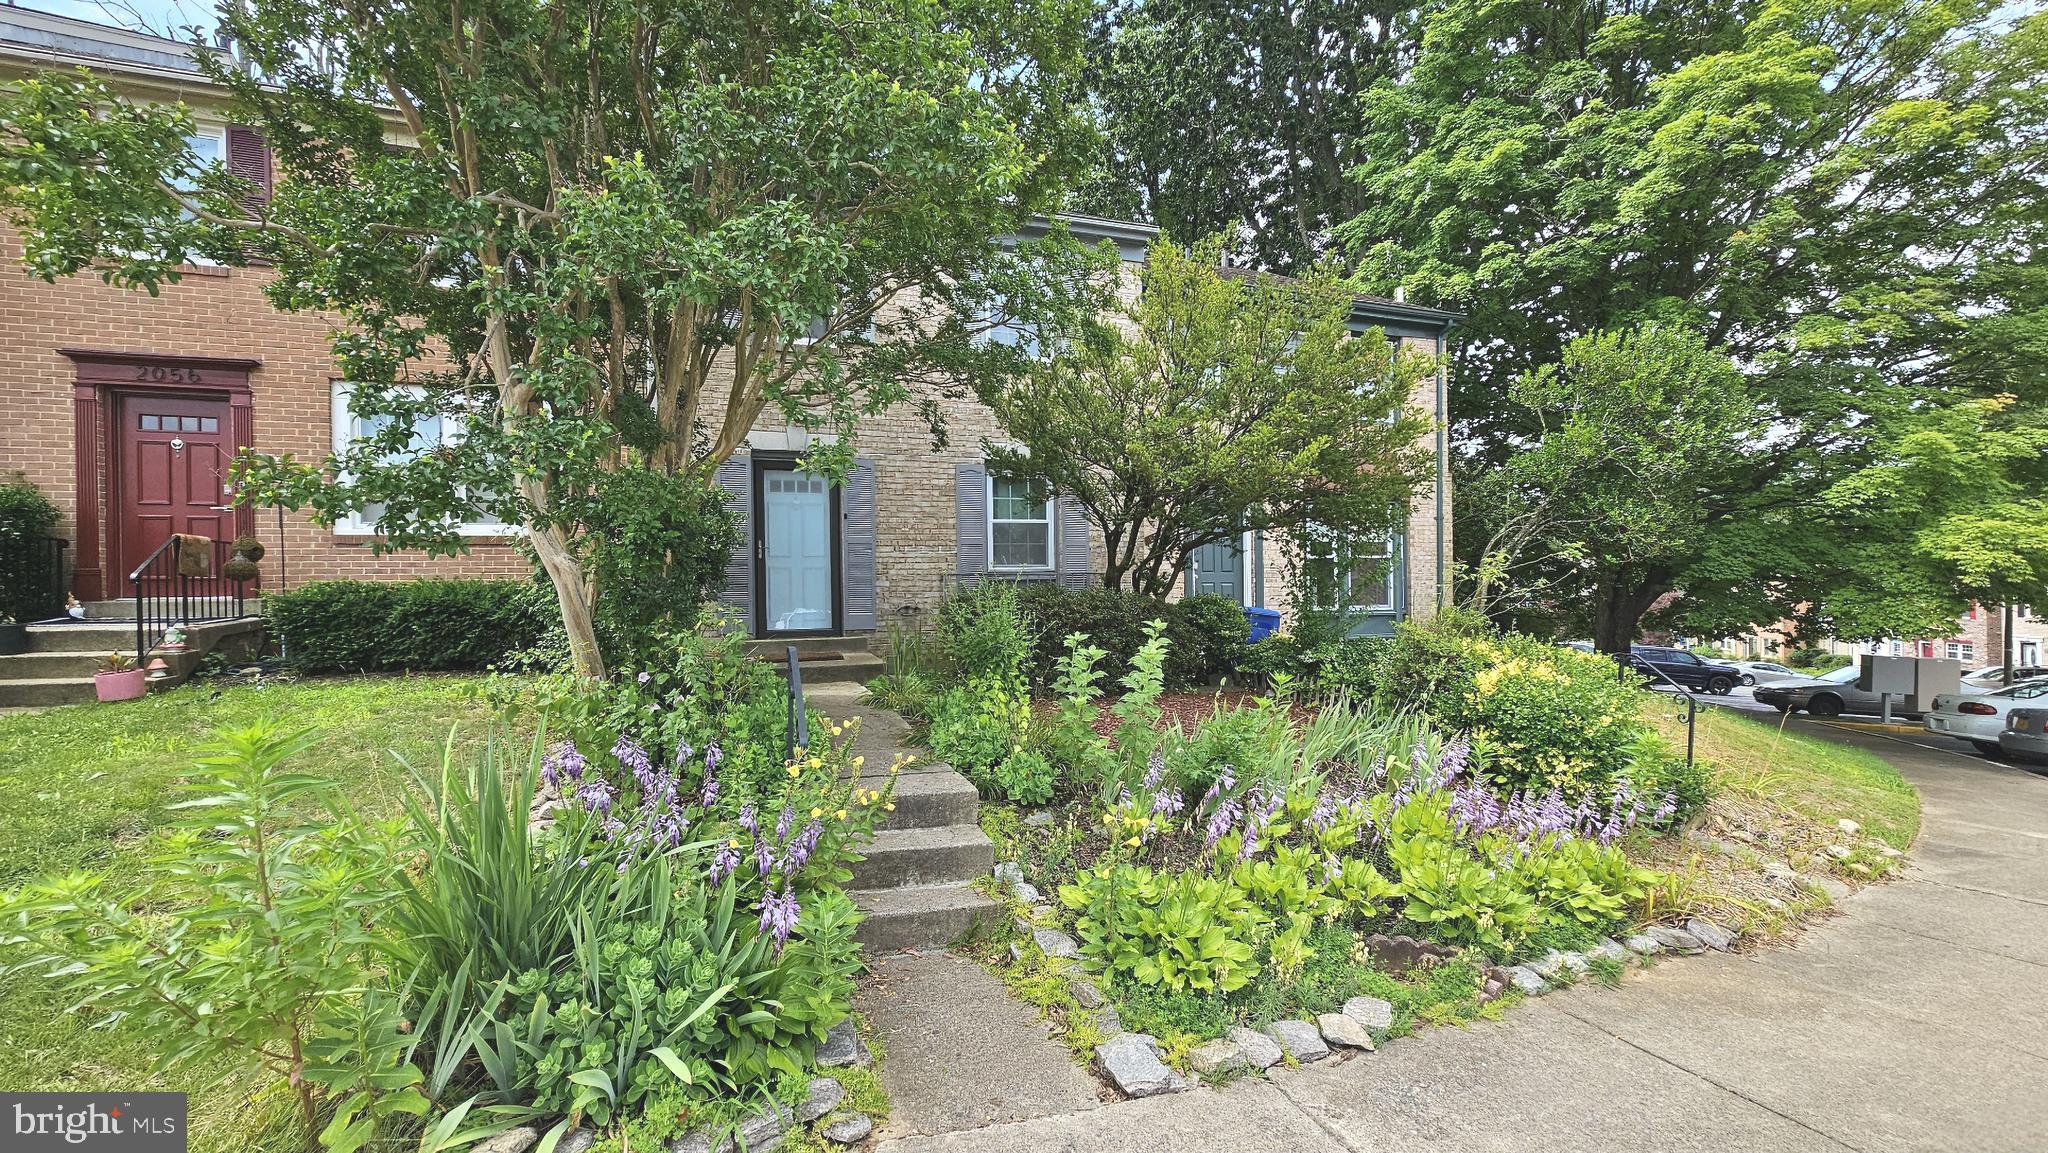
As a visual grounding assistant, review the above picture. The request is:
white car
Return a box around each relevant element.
[1722,659,1802,686]
[1924,679,2048,755]
[1963,665,2048,689]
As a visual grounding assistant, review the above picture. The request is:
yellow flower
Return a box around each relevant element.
[884,802,896,812]
[786,765,801,778]
[835,809,847,820]
[1103,812,1117,826]
[806,757,822,770]
[1124,835,1142,847]
[852,755,865,768]
[811,807,824,819]
[903,754,917,765]
[889,765,901,775]
[831,724,844,737]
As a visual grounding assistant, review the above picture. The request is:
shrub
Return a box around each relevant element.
[1170,593,1251,685]
[1238,634,1305,682]
[928,680,1032,788]
[1303,635,1391,696]
[0,476,64,623]
[268,578,557,673]
[1007,583,1252,688]
[937,581,1035,683]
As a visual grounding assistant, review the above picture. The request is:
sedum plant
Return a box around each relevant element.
[0,721,419,1146]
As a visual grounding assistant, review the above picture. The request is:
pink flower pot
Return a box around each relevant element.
[95,668,148,702]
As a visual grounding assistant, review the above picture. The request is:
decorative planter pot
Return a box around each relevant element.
[0,623,26,656]
[95,668,148,702]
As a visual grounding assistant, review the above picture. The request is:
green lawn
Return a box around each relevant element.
[1650,702,1922,850]
[0,675,511,1153]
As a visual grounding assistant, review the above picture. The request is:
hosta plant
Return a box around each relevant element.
[1060,863,1268,993]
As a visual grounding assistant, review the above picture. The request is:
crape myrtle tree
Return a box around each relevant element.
[0,0,1098,677]
[977,236,1435,598]
[1341,0,2048,648]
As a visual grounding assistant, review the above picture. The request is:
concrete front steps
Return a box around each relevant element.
[749,634,886,686]
[851,766,1001,953]
[0,617,263,707]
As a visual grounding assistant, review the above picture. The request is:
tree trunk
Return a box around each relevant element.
[531,523,606,679]
[1591,573,1669,656]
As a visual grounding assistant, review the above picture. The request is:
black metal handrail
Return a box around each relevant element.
[130,535,254,664]
[0,535,68,623]
[784,643,809,760]
[1617,653,1701,766]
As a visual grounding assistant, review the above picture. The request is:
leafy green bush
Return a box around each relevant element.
[268,578,558,673]
[1060,863,1266,993]
[937,581,1035,683]
[1238,633,1306,681]
[1303,635,1391,696]
[1007,583,1252,688]
[1171,593,1251,684]
[0,476,62,623]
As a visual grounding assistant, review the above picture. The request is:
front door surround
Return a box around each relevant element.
[62,349,259,601]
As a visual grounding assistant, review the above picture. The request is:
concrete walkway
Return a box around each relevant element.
[870,719,2048,1153]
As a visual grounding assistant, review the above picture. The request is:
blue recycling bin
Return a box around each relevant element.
[1243,605,1281,642]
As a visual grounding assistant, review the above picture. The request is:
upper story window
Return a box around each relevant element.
[330,382,513,537]
[988,474,1054,570]
[1946,641,1975,662]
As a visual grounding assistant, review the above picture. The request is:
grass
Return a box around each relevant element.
[0,674,512,1153]
[1650,702,1921,851]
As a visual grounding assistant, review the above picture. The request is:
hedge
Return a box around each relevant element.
[1001,583,1250,688]
[267,579,558,673]
[0,478,63,624]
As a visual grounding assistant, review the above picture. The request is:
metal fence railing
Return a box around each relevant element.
[1617,655,1701,766]
[129,535,255,663]
[0,535,68,623]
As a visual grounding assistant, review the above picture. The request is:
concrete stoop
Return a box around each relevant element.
[0,617,262,708]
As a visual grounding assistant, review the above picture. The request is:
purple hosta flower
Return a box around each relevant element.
[710,842,740,885]
[1141,748,1166,792]
[1309,794,1338,832]
[1437,736,1471,782]
[775,803,795,844]
[754,838,777,879]
[1651,791,1678,825]
[1323,854,1344,885]
[704,742,723,777]
[785,820,824,871]
[759,888,801,952]
[612,735,652,788]
[738,803,760,837]
[1205,796,1242,849]
[543,740,587,788]
[699,769,720,809]
[674,739,694,768]
[1537,789,1571,837]
[575,772,616,815]
[637,670,652,684]
[1238,829,1260,861]
[1150,788,1184,819]
[601,814,627,842]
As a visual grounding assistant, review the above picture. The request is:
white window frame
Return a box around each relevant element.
[1946,641,1975,662]
[986,472,1056,572]
[330,381,520,538]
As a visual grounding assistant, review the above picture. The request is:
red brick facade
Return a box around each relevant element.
[0,228,529,600]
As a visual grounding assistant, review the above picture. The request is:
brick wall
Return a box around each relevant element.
[0,226,528,599]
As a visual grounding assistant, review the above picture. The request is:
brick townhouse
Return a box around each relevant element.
[0,6,1455,669]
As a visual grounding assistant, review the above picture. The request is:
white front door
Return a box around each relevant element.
[760,468,834,633]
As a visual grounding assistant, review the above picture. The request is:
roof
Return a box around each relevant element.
[0,3,207,79]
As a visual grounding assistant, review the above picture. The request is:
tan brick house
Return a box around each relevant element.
[1,7,1455,656]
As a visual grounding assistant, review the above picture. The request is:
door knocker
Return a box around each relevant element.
[169,437,185,455]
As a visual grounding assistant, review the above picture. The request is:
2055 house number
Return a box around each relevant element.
[133,364,205,383]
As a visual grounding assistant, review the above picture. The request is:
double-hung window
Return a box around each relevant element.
[1302,525,1396,613]
[988,475,1054,571]
[331,382,512,536]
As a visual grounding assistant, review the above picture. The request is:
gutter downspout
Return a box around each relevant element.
[1435,326,1450,613]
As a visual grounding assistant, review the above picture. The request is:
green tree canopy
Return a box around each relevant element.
[977,236,1436,597]
[1341,0,2048,644]
[0,0,1095,676]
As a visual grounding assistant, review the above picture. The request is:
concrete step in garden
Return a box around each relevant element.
[24,623,137,654]
[748,634,871,659]
[775,651,886,686]
[871,769,982,832]
[852,823,995,890]
[0,677,96,707]
[851,881,1001,953]
[0,651,105,679]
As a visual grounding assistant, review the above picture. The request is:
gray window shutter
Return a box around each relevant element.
[842,457,878,631]
[712,457,754,635]
[954,462,988,589]
[1055,494,1092,589]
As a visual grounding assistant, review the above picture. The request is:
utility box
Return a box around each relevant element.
[1858,655,1962,716]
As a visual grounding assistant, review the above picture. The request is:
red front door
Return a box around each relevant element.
[115,392,235,578]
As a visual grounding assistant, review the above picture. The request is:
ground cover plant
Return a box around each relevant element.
[928,613,1706,1065]
[0,634,902,1153]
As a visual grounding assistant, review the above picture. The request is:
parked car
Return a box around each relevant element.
[1623,645,1740,695]
[1754,665,1920,719]
[1720,659,1801,687]
[1924,679,2048,756]
[1963,665,2048,689]
[1998,708,2048,765]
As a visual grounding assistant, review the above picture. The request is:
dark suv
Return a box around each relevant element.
[1624,645,1740,695]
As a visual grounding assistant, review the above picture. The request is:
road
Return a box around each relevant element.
[874,715,2048,1153]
